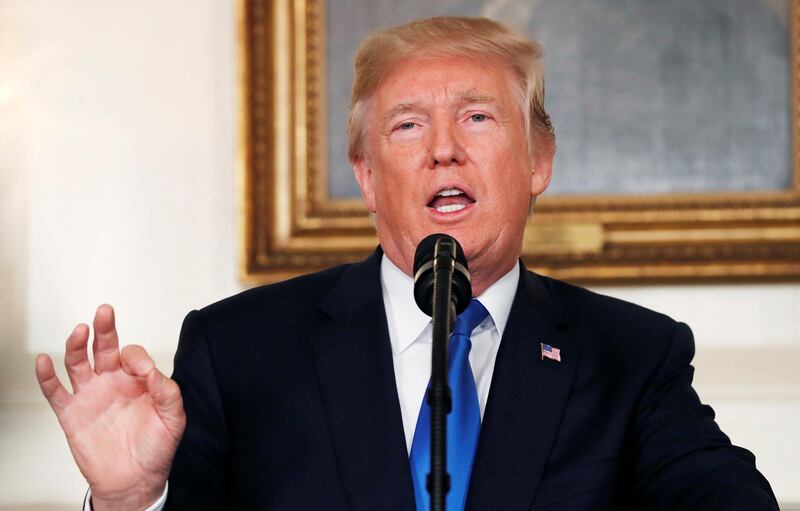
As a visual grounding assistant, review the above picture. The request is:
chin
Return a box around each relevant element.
[452,235,482,261]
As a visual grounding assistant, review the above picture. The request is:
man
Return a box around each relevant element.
[36,17,777,510]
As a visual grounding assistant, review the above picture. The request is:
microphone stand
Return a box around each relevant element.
[428,242,457,511]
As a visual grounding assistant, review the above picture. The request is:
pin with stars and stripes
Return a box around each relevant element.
[540,343,561,362]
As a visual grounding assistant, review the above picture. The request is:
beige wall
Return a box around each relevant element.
[1,1,798,508]
[1,0,241,508]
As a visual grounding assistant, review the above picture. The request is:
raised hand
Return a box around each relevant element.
[35,305,186,511]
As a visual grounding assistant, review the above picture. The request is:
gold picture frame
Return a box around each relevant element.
[238,0,800,284]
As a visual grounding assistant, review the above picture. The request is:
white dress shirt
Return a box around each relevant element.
[85,255,520,510]
[381,254,519,452]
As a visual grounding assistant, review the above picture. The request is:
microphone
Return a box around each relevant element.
[413,234,472,317]
[412,233,472,510]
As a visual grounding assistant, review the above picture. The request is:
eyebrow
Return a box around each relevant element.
[380,90,500,126]
[381,102,421,126]
[457,89,498,106]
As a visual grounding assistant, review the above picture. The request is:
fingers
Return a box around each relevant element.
[92,304,120,374]
[35,354,72,413]
[64,324,92,391]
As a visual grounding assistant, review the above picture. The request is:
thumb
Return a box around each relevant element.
[146,367,186,439]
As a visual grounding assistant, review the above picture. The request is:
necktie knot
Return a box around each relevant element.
[452,299,489,339]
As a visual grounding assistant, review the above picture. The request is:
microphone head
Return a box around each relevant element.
[413,233,472,316]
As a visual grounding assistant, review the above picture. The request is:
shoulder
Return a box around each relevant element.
[528,271,689,366]
[532,271,678,331]
[210,264,348,312]
[192,262,359,336]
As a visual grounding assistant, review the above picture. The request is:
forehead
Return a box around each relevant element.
[370,55,521,112]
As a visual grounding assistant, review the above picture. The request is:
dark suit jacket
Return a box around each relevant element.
[165,248,777,510]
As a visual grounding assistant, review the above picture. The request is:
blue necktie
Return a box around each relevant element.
[410,299,489,511]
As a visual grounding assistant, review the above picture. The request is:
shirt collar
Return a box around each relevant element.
[380,254,520,356]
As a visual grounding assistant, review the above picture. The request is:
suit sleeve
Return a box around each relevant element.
[164,310,228,510]
[628,321,778,510]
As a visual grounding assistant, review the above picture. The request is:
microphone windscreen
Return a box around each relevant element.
[413,233,467,277]
[413,233,471,316]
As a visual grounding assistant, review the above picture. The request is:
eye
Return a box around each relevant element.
[397,121,417,130]
[470,113,488,122]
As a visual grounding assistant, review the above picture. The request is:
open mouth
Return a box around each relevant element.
[427,187,476,213]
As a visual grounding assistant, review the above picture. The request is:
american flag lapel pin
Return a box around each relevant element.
[540,343,561,362]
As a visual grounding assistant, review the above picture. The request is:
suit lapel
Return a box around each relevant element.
[467,265,583,510]
[309,249,415,510]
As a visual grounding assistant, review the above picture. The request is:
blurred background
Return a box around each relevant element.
[1,1,798,509]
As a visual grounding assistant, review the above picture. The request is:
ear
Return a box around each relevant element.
[353,156,377,213]
[530,147,554,197]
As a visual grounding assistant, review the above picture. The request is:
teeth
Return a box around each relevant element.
[437,188,464,197]
[435,204,466,213]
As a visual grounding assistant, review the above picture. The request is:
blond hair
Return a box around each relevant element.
[347,16,555,162]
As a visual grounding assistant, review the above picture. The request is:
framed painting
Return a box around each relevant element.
[238,0,800,283]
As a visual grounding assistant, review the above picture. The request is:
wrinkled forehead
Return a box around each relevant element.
[368,54,525,117]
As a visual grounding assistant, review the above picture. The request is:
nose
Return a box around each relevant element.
[427,119,466,168]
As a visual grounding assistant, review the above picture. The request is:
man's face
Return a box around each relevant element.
[353,55,552,291]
